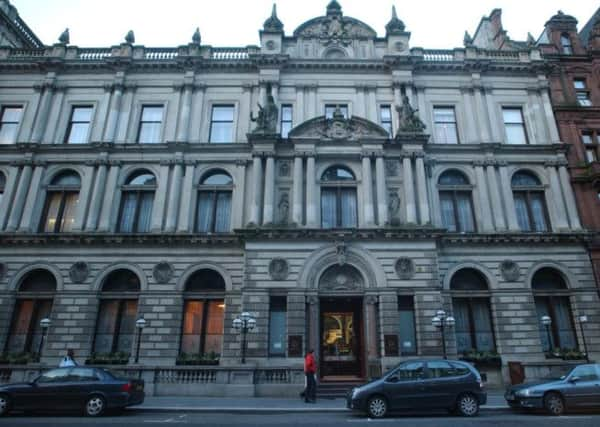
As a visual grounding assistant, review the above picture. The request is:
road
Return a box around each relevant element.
[1,410,600,427]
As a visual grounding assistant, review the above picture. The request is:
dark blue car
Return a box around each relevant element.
[0,367,144,417]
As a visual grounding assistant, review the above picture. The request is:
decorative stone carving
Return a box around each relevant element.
[395,257,415,280]
[500,260,520,282]
[385,160,398,177]
[396,94,426,133]
[125,30,135,44]
[192,27,201,45]
[250,85,278,134]
[278,160,290,177]
[288,111,388,141]
[336,242,347,266]
[388,191,401,225]
[58,28,70,45]
[319,264,364,291]
[277,192,289,224]
[269,258,289,280]
[153,262,174,284]
[69,262,89,283]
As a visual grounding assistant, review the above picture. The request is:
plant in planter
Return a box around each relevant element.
[176,351,220,365]
[460,350,502,368]
[549,348,586,360]
[85,351,130,365]
[5,352,36,365]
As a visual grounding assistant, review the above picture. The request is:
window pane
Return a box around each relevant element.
[428,361,455,378]
[181,301,204,354]
[398,304,416,355]
[535,298,552,351]
[505,124,527,144]
[321,188,336,228]
[281,106,293,121]
[530,193,548,232]
[94,300,119,353]
[116,300,137,354]
[136,192,154,232]
[456,193,475,232]
[269,311,286,356]
[340,188,357,228]
[118,193,137,232]
[141,106,163,122]
[214,192,231,232]
[513,193,531,231]
[435,122,458,144]
[138,123,162,143]
[503,109,524,123]
[205,300,224,355]
[325,105,348,119]
[209,122,233,143]
[7,300,34,353]
[211,106,234,121]
[42,193,62,232]
[71,107,93,122]
[202,173,232,185]
[573,80,586,89]
[394,362,425,381]
[472,299,494,351]
[581,133,593,144]
[59,192,79,232]
[2,107,23,123]
[440,193,457,231]
[196,192,215,232]
[452,299,472,353]
[554,297,576,350]
[0,123,18,144]
[66,123,90,144]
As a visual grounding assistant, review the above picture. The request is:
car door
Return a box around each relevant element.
[562,365,600,408]
[422,360,459,408]
[382,361,427,410]
[60,367,100,409]
[26,368,72,411]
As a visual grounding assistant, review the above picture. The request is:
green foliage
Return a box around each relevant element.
[176,351,220,365]
[547,348,586,360]
[460,349,502,367]
[85,351,130,365]
[0,352,38,364]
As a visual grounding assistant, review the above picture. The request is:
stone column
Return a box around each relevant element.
[151,162,171,232]
[85,161,108,231]
[42,87,65,144]
[292,156,303,225]
[18,163,45,232]
[367,87,377,122]
[473,86,491,143]
[499,163,519,231]
[558,163,582,230]
[355,86,366,118]
[103,83,124,143]
[248,156,263,226]
[296,85,305,124]
[547,164,569,231]
[393,83,402,127]
[307,296,319,356]
[177,162,196,232]
[262,156,275,225]
[238,84,252,141]
[176,84,193,142]
[0,166,19,230]
[365,295,379,360]
[307,85,317,119]
[416,86,428,129]
[97,162,121,232]
[233,160,246,230]
[72,164,94,231]
[461,88,478,143]
[415,154,430,225]
[306,155,317,227]
[189,85,206,143]
[474,162,494,231]
[362,155,375,226]
[486,163,506,230]
[405,85,415,107]
[483,87,502,142]
[375,155,388,226]
[165,161,183,231]
[30,84,55,144]
[6,163,33,231]
[540,88,561,143]
[403,156,417,224]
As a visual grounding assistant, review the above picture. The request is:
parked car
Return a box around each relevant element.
[346,359,486,418]
[505,363,600,416]
[0,367,144,417]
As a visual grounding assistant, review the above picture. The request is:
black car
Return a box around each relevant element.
[346,359,486,418]
[505,363,600,416]
[0,367,144,417]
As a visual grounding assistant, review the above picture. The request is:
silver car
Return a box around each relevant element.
[505,363,600,415]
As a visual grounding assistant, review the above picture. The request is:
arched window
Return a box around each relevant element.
[321,166,357,228]
[180,269,225,361]
[6,270,56,357]
[196,171,232,233]
[0,171,5,206]
[93,269,140,357]
[512,171,549,232]
[40,171,81,233]
[438,171,475,232]
[118,170,156,233]
[532,268,577,353]
[560,34,573,54]
[450,269,495,353]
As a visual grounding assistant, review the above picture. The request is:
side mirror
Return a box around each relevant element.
[568,376,580,383]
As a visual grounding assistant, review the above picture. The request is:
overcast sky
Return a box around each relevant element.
[10,0,599,49]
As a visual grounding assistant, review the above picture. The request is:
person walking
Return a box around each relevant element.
[59,348,78,367]
[304,349,317,403]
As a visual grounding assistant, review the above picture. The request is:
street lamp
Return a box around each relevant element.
[232,311,256,364]
[37,318,51,362]
[541,315,553,355]
[134,317,146,364]
[431,310,455,359]
[578,315,590,363]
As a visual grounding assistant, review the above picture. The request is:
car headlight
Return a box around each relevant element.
[351,387,360,399]
[515,389,531,397]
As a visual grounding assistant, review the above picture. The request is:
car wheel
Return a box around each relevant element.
[0,394,9,416]
[544,392,565,416]
[84,395,106,417]
[367,396,388,418]
[456,393,479,417]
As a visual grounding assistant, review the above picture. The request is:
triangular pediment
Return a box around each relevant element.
[288,115,389,141]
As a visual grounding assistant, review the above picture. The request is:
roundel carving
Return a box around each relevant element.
[269,258,289,280]
[69,262,89,283]
[395,257,415,280]
[500,260,520,282]
[153,262,174,284]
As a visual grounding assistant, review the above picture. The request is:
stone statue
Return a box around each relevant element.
[396,94,426,133]
[278,193,289,224]
[250,94,278,134]
[388,191,401,225]
[125,30,135,44]
[59,28,70,45]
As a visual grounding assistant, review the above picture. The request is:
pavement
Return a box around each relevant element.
[130,390,509,414]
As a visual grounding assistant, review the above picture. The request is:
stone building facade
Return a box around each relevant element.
[0,1,597,393]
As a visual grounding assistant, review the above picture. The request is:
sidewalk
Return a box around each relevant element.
[130,391,509,414]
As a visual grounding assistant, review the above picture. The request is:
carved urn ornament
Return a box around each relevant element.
[69,262,89,283]
[269,258,289,280]
[500,260,520,282]
[153,262,174,284]
[395,257,415,280]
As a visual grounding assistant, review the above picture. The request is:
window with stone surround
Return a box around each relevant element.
[280,105,293,138]
[581,130,599,163]
[0,105,23,144]
[137,105,164,143]
[64,105,93,144]
[502,107,528,144]
[532,268,577,354]
[118,170,156,233]
[438,170,476,232]
[379,105,393,136]
[560,34,573,54]
[433,106,459,144]
[209,105,234,143]
[574,79,592,106]
[398,296,417,355]
[269,296,286,357]
[5,269,55,357]
[325,104,348,119]
[92,269,140,356]
[511,171,549,232]
[196,170,232,233]
[40,171,81,233]
[450,269,495,354]
[320,166,357,228]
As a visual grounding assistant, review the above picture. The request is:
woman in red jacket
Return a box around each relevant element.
[304,349,317,403]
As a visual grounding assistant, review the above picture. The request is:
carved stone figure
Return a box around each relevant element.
[336,242,347,266]
[395,257,415,280]
[278,160,290,177]
[250,94,278,134]
[278,193,289,224]
[396,94,426,133]
[69,262,89,283]
[500,260,520,282]
[269,258,289,280]
[385,160,398,176]
[125,30,135,44]
[192,27,201,45]
[58,28,70,45]
[153,262,174,284]
[388,191,401,224]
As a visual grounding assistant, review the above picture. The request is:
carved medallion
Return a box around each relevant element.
[500,260,520,282]
[153,262,174,284]
[69,262,89,283]
[395,257,415,280]
[319,264,363,291]
[269,258,289,280]
[278,160,290,177]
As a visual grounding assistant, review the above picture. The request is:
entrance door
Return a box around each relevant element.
[320,297,363,379]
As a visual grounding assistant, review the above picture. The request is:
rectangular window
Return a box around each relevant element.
[0,106,23,144]
[452,298,495,353]
[209,105,234,143]
[325,104,348,119]
[574,79,592,106]
[65,106,93,144]
[180,299,224,356]
[280,105,293,138]
[269,297,287,356]
[6,299,53,355]
[535,296,577,352]
[93,299,137,354]
[398,296,417,355]
[502,107,528,144]
[582,131,599,163]
[137,105,163,143]
[379,105,393,136]
[433,107,459,144]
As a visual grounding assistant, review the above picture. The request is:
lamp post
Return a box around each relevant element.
[232,312,256,364]
[37,318,51,362]
[134,317,146,364]
[431,309,455,359]
[578,315,590,363]
[541,315,553,355]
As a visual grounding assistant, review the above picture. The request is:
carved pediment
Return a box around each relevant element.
[288,114,389,141]
[319,264,364,292]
